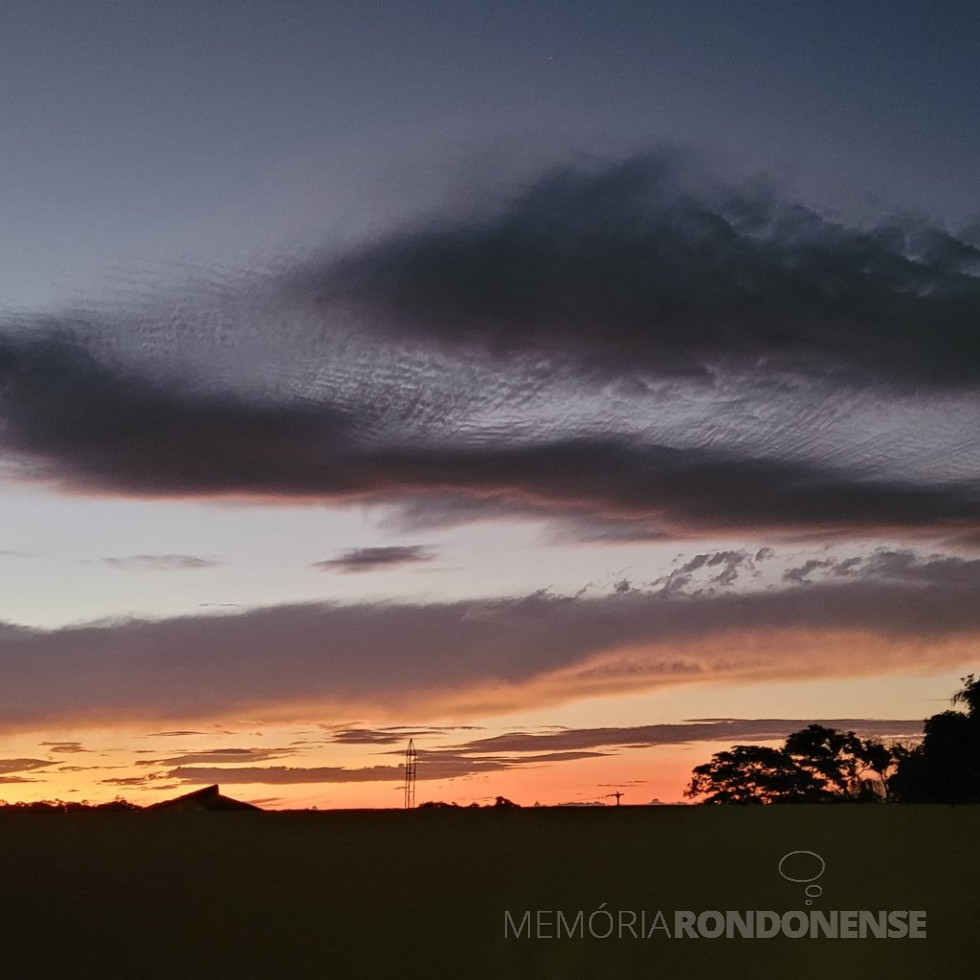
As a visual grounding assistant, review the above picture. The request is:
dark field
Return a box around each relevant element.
[2,805,977,979]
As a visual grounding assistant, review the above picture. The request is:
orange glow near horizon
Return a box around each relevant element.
[0,663,957,811]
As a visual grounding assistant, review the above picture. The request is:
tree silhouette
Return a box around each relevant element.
[685,744,828,804]
[786,724,894,799]
[417,796,521,808]
[890,674,980,803]
[686,726,899,804]
[0,797,140,813]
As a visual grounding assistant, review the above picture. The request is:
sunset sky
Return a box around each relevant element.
[1,0,978,808]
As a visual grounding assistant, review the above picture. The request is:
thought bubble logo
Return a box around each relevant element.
[778,850,825,905]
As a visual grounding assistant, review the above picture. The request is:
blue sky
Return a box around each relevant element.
[3,0,978,311]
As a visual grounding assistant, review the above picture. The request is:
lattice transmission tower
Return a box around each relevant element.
[403,738,418,809]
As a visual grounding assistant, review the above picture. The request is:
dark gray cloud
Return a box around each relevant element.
[0,330,976,539]
[859,549,980,586]
[39,741,90,753]
[98,554,220,572]
[0,160,975,548]
[324,726,458,745]
[0,758,53,774]
[379,495,674,544]
[451,718,924,755]
[312,545,436,574]
[166,764,411,785]
[165,715,926,785]
[101,774,166,787]
[139,730,220,738]
[0,329,355,496]
[784,558,836,584]
[170,749,605,785]
[654,549,762,594]
[0,564,977,731]
[299,152,980,389]
[58,764,126,772]
[135,747,297,767]
[783,548,980,588]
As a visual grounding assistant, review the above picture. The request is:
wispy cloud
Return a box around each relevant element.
[166,715,925,786]
[100,774,167,787]
[97,554,220,572]
[653,549,764,594]
[135,747,296,767]
[312,545,436,573]
[39,741,90,754]
[170,749,605,786]
[324,726,462,745]
[781,548,980,587]
[450,718,924,755]
[140,730,222,738]
[0,758,54,775]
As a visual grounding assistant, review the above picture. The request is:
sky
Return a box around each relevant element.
[0,0,978,808]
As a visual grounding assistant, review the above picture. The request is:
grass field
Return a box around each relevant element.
[2,805,977,978]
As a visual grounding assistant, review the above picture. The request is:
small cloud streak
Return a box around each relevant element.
[170,749,605,785]
[101,774,166,787]
[139,729,234,737]
[324,727,458,745]
[311,545,436,574]
[136,747,296,766]
[98,554,220,571]
[39,741,90,754]
[0,758,54,775]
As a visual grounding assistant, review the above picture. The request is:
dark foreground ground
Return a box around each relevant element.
[1,804,977,979]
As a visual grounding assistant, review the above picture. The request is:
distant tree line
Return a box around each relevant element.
[419,796,521,809]
[686,674,980,804]
[0,798,140,813]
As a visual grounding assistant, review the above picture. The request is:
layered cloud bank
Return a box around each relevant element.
[0,551,976,731]
[1,151,977,743]
[1,151,979,545]
[6,717,924,793]
[0,324,980,536]
[165,714,926,787]
[0,323,977,545]
[301,152,980,388]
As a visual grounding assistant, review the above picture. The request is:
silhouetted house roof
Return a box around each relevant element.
[147,784,262,812]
